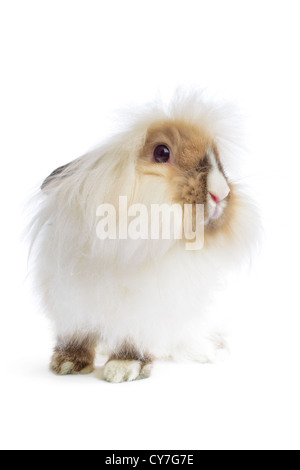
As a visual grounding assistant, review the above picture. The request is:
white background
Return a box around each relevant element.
[1,0,300,451]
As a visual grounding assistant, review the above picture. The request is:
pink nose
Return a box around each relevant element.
[210,193,221,204]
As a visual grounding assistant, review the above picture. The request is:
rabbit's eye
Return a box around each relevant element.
[154,145,171,163]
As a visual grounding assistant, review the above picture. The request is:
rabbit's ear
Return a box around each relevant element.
[41,162,73,190]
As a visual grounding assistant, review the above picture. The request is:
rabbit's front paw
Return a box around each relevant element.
[50,334,97,376]
[104,360,152,383]
[50,351,94,376]
[51,358,94,375]
[50,354,94,375]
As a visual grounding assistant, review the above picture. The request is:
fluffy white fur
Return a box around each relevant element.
[28,92,258,365]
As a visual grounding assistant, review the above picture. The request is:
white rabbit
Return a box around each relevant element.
[29,92,258,382]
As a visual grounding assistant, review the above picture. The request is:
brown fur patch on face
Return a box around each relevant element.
[140,120,215,208]
[109,341,153,365]
[178,169,209,205]
[50,333,99,375]
[141,120,214,171]
[139,120,216,213]
[139,119,233,230]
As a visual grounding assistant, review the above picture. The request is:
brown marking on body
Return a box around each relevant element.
[41,162,73,190]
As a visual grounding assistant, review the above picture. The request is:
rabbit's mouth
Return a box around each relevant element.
[205,196,228,225]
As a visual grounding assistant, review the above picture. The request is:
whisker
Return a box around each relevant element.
[230,173,262,184]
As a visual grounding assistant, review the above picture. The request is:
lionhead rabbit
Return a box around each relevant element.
[29,92,257,383]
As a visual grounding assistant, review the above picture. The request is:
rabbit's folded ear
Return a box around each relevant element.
[41,162,73,190]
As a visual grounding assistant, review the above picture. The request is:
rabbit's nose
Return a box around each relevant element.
[210,193,220,204]
[209,191,229,204]
[208,177,230,203]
